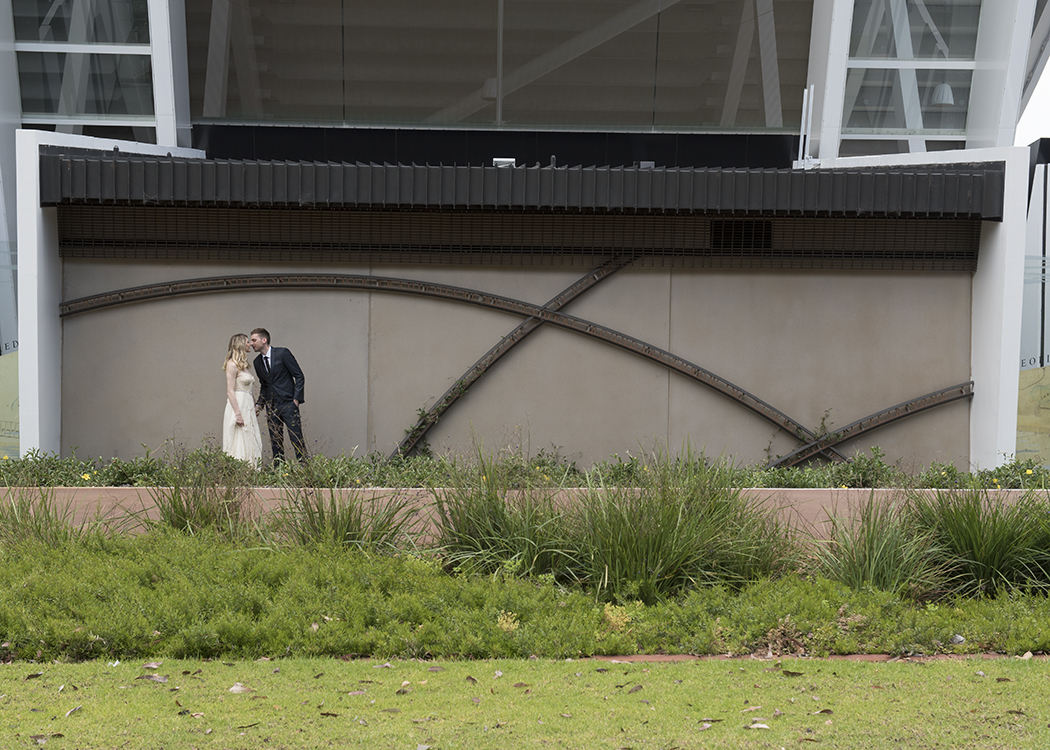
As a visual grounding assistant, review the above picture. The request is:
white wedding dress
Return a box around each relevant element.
[223,368,263,466]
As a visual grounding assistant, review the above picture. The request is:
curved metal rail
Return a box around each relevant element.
[395,255,639,456]
[61,273,832,448]
[770,381,974,467]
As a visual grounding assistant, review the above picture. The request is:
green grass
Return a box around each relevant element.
[4,656,1050,749]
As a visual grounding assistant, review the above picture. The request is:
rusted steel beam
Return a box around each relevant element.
[395,255,639,457]
[61,273,827,446]
[769,381,975,468]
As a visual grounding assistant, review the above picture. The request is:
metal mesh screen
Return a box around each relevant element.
[57,205,981,271]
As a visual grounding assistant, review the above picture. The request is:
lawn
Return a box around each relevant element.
[4,656,1048,749]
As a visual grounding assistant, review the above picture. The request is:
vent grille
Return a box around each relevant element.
[711,220,773,251]
[56,206,981,271]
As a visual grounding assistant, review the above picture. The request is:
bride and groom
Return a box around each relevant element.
[222,328,306,466]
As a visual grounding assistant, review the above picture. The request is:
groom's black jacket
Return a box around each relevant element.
[255,347,305,406]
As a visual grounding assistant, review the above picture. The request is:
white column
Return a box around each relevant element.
[16,131,62,453]
[16,131,203,455]
[968,0,1038,149]
[969,146,1028,466]
[150,0,192,147]
[809,0,852,160]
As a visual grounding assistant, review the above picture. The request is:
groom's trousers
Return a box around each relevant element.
[266,400,306,462]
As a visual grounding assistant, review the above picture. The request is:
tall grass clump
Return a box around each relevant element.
[810,492,947,599]
[144,443,257,539]
[573,449,793,604]
[431,448,574,579]
[908,488,1050,596]
[276,487,418,551]
[0,486,97,546]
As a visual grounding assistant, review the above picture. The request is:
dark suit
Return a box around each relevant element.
[255,346,306,462]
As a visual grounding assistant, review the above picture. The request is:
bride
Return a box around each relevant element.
[222,333,263,466]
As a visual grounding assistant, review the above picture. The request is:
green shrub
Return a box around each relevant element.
[573,449,792,603]
[0,486,100,547]
[810,491,948,599]
[144,443,257,538]
[275,487,418,551]
[431,448,574,580]
[908,488,1050,596]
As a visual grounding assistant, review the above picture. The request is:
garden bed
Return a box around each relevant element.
[15,485,1040,540]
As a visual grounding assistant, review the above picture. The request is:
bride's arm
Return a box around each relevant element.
[226,361,245,426]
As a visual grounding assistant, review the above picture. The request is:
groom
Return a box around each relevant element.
[249,328,307,463]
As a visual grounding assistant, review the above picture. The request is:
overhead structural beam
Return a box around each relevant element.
[722,0,783,128]
[55,0,93,135]
[887,0,926,153]
[202,0,263,118]
[842,0,887,135]
[426,0,684,124]
[1022,0,1050,114]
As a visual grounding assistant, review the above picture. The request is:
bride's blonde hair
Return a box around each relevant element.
[223,333,250,372]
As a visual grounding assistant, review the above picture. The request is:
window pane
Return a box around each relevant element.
[185,0,343,122]
[653,0,813,130]
[17,52,154,116]
[184,0,813,131]
[849,0,981,60]
[842,68,971,135]
[13,0,149,44]
[345,0,497,127]
[500,0,658,130]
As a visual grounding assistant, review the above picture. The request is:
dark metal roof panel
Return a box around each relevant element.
[37,149,1006,220]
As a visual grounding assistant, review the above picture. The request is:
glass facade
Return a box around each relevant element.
[185,0,814,131]
[842,0,981,155]
[18,52,154,117]
[11,0,154,139]
[13,0,149,44]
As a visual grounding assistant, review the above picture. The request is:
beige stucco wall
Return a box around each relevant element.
[61,258,971,468]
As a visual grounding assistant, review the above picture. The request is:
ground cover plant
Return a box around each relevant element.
[3,441,1050,491]
[7,533,1050,662]
[4,656,1050,749]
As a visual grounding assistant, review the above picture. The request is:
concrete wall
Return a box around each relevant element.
[61,258,972,468]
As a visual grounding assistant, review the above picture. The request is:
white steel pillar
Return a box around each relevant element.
[150,0,192,147]
[16,131,203,455]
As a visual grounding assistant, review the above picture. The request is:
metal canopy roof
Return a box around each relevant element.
[38,148,1005,221]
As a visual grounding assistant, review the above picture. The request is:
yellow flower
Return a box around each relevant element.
[2,455,7,460]
[81,473,91,481]
[1026,469,1034,475]
[841,485,848,489]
